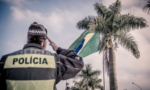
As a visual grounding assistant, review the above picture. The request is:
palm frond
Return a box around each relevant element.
[114,14,148,34]
[71,87,80,90]
[76,74,84,78]
[89,16,110,34]
[88,77,103,90]
[109,0,122,14]
[77,16,95,30]
[143,0,150,14]
[91,77,102,83]
[94,2,108,17]
[89,70,100,77]
[76,70,88,78]
[72,80,86,90]
[74,80,84,87]
[95,84,103,90]
[76,64,100,79]
[74,64,103,90]
[114,32,140,58]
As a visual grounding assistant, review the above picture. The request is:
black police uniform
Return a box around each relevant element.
[0,43,84,90]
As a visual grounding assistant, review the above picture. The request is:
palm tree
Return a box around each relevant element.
[76,64,101,90]
[143,0,150,14]
[71,80,86,90]
[88,76,103,90]
[77,0,148,90]
[72,77,103,90]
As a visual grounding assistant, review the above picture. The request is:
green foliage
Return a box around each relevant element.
[94,2,107,16]
[99,36,107,53]
[77,0,148,58]
[77,16,95,30]
[71,80,86,90]
[114,32,140,58]
[143,0,150,14]
[72,64,103,90]
[77,64,100,79]
[88,77,103,90]
[109,0,122,14]
[114,14,148,33]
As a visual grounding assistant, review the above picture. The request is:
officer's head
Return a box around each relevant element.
[27,22,47,49]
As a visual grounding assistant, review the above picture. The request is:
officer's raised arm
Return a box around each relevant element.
[47,36,58,51]
[47,36,84,84]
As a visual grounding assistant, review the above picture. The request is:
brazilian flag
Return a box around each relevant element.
[69,30,100,58]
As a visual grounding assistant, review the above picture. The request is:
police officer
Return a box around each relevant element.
[0,22,84,90]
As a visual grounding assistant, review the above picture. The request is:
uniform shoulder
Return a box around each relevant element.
[8,49,24,55]
[44,50,54,56]
[0,49,23,62]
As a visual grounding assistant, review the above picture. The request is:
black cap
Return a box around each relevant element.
[27,22,47,40]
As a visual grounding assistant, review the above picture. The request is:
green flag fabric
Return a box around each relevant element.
[69,30,100,58]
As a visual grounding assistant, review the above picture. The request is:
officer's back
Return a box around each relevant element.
[0,22,84,90]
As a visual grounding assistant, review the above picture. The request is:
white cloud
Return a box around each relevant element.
[10,6,85,34]
[121,0,142,7]
[101,0,143,8]
[11,7,64,33]
[11,7,25,20]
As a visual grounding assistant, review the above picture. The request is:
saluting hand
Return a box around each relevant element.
[47,36,58,51]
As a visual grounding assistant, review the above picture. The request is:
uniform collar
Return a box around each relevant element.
[23,43,43,49]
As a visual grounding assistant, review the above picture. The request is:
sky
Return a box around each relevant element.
[0,0,150,90]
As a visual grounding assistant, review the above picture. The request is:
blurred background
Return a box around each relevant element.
[0,0,150,90]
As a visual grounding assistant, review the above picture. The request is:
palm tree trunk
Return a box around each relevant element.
[103,51,105,90]
[109,48,118,90]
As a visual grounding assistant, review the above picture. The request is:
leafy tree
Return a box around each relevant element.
[77,64,100,90]
[72,64,102,90]
[143,0,150,14]
[77,0,148,90]
[88,77,103,90]
[71,81,86,90]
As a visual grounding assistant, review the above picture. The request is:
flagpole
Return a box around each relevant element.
[66,80,67,88]
[103,51,105,90]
